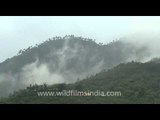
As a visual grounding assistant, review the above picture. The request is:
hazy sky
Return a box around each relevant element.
[1,16,160,63]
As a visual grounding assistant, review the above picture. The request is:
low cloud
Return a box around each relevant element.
[0,38,105,97]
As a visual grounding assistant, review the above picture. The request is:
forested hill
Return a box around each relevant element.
[0,35,150,74]
[0,35,153,97]
[1,60,160,104]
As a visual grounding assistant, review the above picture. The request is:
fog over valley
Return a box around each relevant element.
[0,34,160,96]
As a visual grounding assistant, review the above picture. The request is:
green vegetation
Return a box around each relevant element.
[1,60,160,104]
[0,35,158,103]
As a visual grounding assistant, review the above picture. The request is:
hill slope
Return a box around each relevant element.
[1,60,160,104]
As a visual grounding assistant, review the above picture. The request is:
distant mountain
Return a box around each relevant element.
[1,60,160,104]
[0,35,154,96]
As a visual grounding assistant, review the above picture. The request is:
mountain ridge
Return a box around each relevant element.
[0,35,155,97]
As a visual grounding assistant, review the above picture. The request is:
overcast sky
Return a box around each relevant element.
[1,16,160,63]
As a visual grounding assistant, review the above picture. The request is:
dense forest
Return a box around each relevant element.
[1,59,160,104]
[0,35,159,103]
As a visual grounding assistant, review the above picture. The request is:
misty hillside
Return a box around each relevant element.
[1,60,160,104]
[0,35,154,97]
